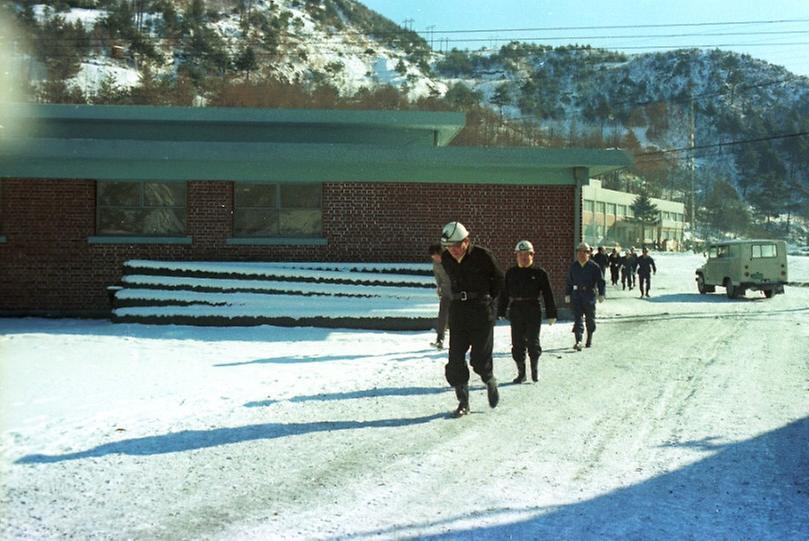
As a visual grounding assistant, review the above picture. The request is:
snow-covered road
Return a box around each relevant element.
[1,253,807,540]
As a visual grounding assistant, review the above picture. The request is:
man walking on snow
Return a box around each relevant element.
[498,240,557,383]
[440,221,505,417]
[565,242,606,351]
[636,247,657,297]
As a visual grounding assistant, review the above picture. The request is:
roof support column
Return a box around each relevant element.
[573,166,589,252]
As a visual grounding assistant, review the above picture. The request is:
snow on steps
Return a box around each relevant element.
[111,260,439,330]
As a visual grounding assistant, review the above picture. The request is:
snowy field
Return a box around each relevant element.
[1,252,808,540]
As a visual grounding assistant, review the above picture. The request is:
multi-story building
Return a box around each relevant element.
[582,179,686,251]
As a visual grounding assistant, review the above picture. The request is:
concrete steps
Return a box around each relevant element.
[110,260,438,330]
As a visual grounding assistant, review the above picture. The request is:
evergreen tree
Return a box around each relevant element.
[234,46,258,80]
[93,73,124,104]
[35,15,90,81]
[701,179,750,237]
[490,83,511,118]
[444,83,482,111]
[630,189,660,243]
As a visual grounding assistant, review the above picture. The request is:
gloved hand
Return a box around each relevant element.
[564,295,571,304]
[547,318,556,326]
[597,295,605,303]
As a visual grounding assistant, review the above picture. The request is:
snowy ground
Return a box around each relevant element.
[1,252,808,540]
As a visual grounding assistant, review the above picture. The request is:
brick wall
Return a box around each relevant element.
[0,179,576,316]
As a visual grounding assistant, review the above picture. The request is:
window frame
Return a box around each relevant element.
[95,180,188,238]
[231,182,323,239]
[751,243,777,259]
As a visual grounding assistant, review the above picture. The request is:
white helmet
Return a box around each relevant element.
[441,221,469,245]
[514,240,534,253]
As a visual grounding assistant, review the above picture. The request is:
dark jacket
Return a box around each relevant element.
[592,251,609,272]
[636,255,657,276]
[565,259,606,302]
[498,265,558,320]
[625,253,638,272]
[608,251,622,270]
[442,244,504,323]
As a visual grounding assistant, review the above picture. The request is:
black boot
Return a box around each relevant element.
[452,384,469,417]
[585,332,593,348]
[485,376,499,408]
[530,358,539,382]
[512,361,526,384]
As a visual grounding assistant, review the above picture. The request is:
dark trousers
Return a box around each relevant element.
[435,296,450,340]
[445,308,495,387]
[610,266,620,285]
[572,298,596,342]
[638,273,651,294]
[620,268,629,289]
[509,304,541,362]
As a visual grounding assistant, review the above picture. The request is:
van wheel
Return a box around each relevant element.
[764,289,774,299]
[697,275,707,294]
[725,280,736,299]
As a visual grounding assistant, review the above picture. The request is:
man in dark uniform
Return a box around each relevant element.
[592,246,609,278]
[636,247,657,297]
[498,240,557,383]
[440,221,505,417]
[607,247,622,286]
[625,247,638,290]
[565,242,606,351]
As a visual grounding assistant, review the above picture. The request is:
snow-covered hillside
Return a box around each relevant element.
[1,252,808,539]
[26,0,447,100]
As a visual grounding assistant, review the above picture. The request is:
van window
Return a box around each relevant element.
[751,244,777,258]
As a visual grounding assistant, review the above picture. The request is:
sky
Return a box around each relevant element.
[361,0,809,76]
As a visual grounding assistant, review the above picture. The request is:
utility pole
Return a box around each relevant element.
[426,24,435,49]
[402,18,414,31]
[689,97,697,242]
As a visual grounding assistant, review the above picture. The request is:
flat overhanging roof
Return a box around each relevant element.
[3,103,467,147]
[0,137,633,184]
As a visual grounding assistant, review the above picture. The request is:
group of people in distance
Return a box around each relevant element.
[428,221,618,418]
[591,245,657,298]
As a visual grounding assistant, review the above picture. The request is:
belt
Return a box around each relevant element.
[450,291,492,302]
[572,285,593,291]
[510,296,539,302]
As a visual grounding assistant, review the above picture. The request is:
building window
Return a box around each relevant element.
[606,203,616,216]
[97,181,187,235]
[583,199,594,212]
[233,182,322,237]
[617,204,626,217]
[595,202,605,215]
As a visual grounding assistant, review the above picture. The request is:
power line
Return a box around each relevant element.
[22,26,809,44]
[434,29,809,44]
[419,18,809,35]
[635,130,809,162]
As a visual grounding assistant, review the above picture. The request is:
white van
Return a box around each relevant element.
[696,239,788,298]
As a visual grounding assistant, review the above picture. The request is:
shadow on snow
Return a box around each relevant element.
[346,416,809,540]
[14,413,447,464]
[215,349,442,367]
[244,385,455,408]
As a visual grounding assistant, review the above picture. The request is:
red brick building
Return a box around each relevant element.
[0,104,630,317]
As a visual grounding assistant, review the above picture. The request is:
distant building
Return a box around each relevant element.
[0,104,631,318]
[582,179,685,250]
